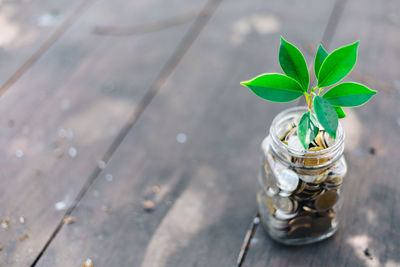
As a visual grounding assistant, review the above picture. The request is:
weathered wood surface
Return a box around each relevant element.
[0,0,91,92]
[35,0,337,266]
[243,0,400,266]
[1,0,399,266]
[0,0,208,265]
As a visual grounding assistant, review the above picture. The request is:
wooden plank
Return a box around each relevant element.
[35,0,337,266]
[0,0,208,266]
[243,0,400,266]
[0,0,91,91]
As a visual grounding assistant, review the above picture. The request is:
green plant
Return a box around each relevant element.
[241,37,377,149]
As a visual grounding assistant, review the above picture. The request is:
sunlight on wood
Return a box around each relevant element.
[231,14,280,45]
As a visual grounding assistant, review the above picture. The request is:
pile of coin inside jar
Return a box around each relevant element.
[258,123,347,244]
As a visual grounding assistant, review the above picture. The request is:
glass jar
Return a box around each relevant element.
[257,106,347,245]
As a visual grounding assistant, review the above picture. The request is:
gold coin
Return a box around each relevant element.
[311,217,332,234]
[288,215,312,227]
[315,131,326,148]
[315,191,339,211]
[294,181,306,194]
[303,182,322,191]
[302,205,318,213]
[304,146,329,166]
[287,224,312,238]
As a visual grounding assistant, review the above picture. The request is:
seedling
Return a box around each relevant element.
[241,37,377,149]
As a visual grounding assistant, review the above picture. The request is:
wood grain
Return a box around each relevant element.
[35,0,337,266]
[243,0,400,266]
[0,0,91,92]
[0,0,207,265]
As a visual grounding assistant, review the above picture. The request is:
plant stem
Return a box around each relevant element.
[304,93,312,111]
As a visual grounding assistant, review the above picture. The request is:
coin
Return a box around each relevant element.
[315,208,336,219]
[287,224,312,238]
[273,196,297,214]
[311,217,332,234]
[299,173,326,184]
[279,123,295,142]
[323,131,335,147]
[315,191,339,211]
[293,181,306,194]
[303,182,322,191]
[325,159,347,187]
[293,188,324,202]
[288,215,312,227]
[315,131,326,148]
[269,216,290,230]
[303,146,330,166]
[275,168,299,192]
[287,134,305,151]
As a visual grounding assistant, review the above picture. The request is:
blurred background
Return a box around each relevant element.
[0,0,399,266]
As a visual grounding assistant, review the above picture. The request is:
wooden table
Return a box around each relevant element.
[0,0,399,266]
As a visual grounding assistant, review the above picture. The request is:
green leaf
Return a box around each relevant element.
[323,82,377,107]
[317,41,359,87]
[298,111,319,149]
[240,73,304,102]
[279,37,309,91]
[313,96,338,139]
[314,44,328,77]
[334,106,346,119]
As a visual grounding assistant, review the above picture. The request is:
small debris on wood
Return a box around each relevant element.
[250,237,259,245]
[176,133,187,144]
[1,218,10,230]
[35,169,41,176]
[151,185,160,193]
[55,201,67,211]
[253,217,260,225]
[82,258,93,267]
[369,147,376,155]
[97,160,106,170]
[19,216,25,224]
[63,216,77,225]
[16,149,24,158]
[19,233,30,242]
[68,147,78,158]
[54,147,64,158]
[364,248,373,260]
[142,200,155,212]
[105,173,113,182]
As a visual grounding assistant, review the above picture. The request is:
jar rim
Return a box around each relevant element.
[269,106,345,167]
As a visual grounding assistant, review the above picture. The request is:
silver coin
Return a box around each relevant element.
[275,168,299,192]
[269,216,289,230]
[299,172,327,184]
[273,196,298,214]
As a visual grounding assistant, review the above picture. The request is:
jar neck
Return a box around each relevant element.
[269,106,345,169]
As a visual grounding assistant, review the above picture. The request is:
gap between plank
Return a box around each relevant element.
[298,0,347,105]
[30,0,223,265]
[237,0,348,265]
[0,0,95,98]
[93,8,213,36]
[237,213,260,267]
